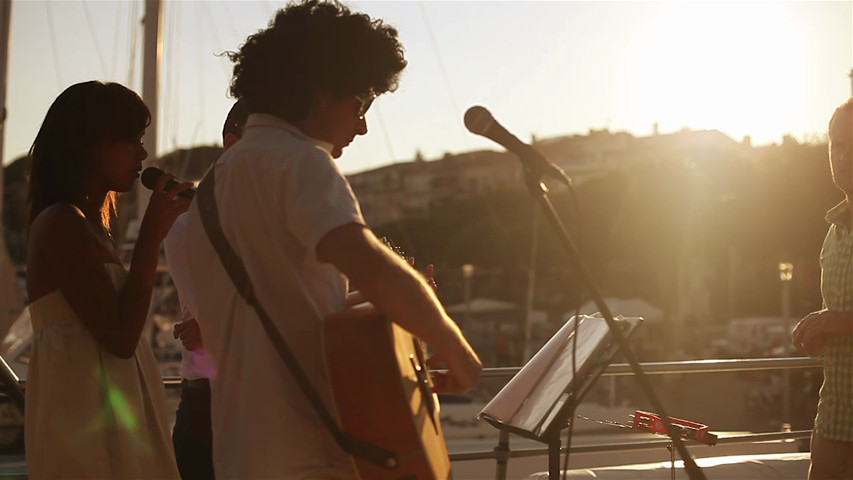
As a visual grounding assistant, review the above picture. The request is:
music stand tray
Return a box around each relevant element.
[478,314,642,478]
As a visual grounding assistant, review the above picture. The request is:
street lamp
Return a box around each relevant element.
[779,262,793,282]
[779,262,794,339]
[778,261,794,428]
[462,264,474,331]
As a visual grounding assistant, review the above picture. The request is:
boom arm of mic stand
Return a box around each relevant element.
[519,167,707,480]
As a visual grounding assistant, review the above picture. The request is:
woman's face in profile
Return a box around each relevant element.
[92,132,148,193]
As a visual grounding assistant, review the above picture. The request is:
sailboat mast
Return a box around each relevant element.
[0,0,23,334]
[135,0,162,225]
[0,0,9,166]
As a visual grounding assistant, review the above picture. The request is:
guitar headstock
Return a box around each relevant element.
[380,236,407,261]
[380,237,437,293]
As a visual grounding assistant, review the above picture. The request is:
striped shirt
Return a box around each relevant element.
[815,200,853,441]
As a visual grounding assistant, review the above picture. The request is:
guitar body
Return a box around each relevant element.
[324,303,451,480]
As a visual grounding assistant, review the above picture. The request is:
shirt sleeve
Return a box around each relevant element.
[278,146,366,257]
[163,212,199,320]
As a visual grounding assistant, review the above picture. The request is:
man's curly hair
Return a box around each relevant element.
[229,0,407,122]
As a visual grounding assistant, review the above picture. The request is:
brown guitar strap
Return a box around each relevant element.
[195,165,398,471]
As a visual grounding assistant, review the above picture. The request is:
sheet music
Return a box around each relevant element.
[478,315,620,434]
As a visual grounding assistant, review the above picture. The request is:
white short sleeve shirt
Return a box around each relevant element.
[163,213,217,380]
[185,114,365,479]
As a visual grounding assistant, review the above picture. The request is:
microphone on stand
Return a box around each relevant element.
[463,106,571,186]
[140,167,196,199]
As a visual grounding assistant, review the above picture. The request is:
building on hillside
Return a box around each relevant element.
[348,150,521,226]
[348,127,747,228]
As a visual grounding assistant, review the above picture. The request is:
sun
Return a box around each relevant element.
[620,2,808,144]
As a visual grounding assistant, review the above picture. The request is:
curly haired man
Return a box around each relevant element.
[184,2,482,478]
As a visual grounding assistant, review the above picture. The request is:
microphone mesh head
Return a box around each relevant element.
[464,106,495,136]
[140,167,164,190]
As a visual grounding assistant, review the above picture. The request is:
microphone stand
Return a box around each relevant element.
[516,157,706,480]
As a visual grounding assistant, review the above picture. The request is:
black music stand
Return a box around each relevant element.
[478,314,642,480]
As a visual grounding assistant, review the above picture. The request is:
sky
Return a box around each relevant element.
[4,1,852,175]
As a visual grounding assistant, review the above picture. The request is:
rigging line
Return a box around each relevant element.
[220,2,243,48]
[109,1,124,79]
[418,1,517,275]
[264,1,277,17]
[81,0,107,76]
[199,1,234,80]
[365,103,416,253]
[164,1,180,151]
[371,105,397,165]
[43,2,64,90]
[188,2,206,148]
[417,1,471,150]
[126,1,139,89]
[172,0,193,181]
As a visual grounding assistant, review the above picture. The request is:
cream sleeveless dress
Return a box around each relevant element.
[24,263,179,479]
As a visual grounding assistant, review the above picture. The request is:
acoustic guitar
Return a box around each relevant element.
[323,241,451,480]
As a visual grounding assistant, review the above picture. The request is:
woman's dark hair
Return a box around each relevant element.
[27,81,150,231]
[228,0,407,122]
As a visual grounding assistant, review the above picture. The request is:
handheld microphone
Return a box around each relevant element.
[463,106,570,185]
[140,167,196,199]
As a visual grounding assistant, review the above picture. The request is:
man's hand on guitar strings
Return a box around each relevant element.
[382,238,481,392]
[345,289,367,306]
[425,346,482,394]
[420,261,480,394]
[429,369,450,393]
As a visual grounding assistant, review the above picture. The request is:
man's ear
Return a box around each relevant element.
[313,90,335,111]
[223,133,241,150]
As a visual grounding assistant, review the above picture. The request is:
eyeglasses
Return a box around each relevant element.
[354,92,376,119]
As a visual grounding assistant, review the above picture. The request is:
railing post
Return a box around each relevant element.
[609,376,616,409]
[494,430,510,480]
[783,369,791,426]
[548,435,561,480]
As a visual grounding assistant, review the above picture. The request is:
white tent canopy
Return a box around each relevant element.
[444,298,520,315]
[577,297,662,323]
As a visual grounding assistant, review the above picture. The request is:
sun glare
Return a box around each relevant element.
[622,2,807,143]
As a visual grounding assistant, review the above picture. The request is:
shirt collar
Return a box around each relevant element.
[244,113,334,154]
[825,199,852,229]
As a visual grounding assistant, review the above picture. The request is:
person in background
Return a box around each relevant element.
[164,100,249,480]
[184,1,482,478]
[792,96,853,479]
[24,81,188,478]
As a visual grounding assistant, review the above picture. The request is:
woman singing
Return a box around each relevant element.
[24,81,188,478]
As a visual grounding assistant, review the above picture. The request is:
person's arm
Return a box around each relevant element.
[317,223,482,394]
[164,213,205,351]
[32,175,192,359]
[792,309,853,356]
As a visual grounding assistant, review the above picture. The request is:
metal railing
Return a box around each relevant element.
[448,429,813,462]
[0,356,822,474]
[476,356,822,379]
[441,356,821,471]
[156,355,820,467]
[157,356,824,388]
